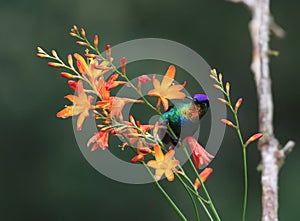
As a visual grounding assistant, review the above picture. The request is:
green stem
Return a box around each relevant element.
[175,173,200,221]
[224,82,248,221]
[234,114,248,221]
[176,171,214,221]
[143,162,187,221]
[183,148,221,221]
[241,147,248,221]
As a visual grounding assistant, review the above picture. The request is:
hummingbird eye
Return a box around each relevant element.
[200,101,209,109]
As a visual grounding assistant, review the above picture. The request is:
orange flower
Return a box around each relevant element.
[114,115,153,145]
[56,81,94,131]
[73,53,113,88]
[87,129,111,151]
[137,74,151,90]
[96,97,143,120]
[147,144,179,181]
[148,65,186,111]
[194,168,213,190]
[184,136,214,169]
[131,140,153,163]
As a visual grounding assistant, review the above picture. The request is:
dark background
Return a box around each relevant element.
[1,0,299,220]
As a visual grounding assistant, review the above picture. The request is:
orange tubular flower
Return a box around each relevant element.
[184,136,214,169]
[87,129,111,151]
[73,53,113,89]
[114,115,154,145]
[194,168,213,190]
[148,65,186,111]
[56,81,94,131]
[137,74,151,90]
[147,144,179,181]
[131,140,153,163]
[95,97,144,121]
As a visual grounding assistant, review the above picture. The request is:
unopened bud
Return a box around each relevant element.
[51,50,58,58]
[60,72,76,79]
[66,55,73,68]
[106,45,111,58]
[120,57,127,74]
[94,35,99,49]
[221,119,237,128]
[80,28,86,38]
[245,133,263,147]
[235,98,243,112]
[217,98,229,105]
[225,82,230,94]
[48,62,63,68]
[76,41,88,46]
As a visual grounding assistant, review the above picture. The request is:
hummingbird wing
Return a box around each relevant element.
[158,106,180,146]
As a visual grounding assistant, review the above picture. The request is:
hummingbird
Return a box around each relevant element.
[159,94,210,146]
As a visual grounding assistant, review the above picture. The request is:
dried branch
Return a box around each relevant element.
[228,0,295,220]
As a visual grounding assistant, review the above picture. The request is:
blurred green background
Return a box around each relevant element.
[1,0,299,220]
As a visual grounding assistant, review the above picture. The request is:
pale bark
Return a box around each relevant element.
[228,0,295,220]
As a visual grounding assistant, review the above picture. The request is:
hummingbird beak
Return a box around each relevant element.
[186,96,193,101]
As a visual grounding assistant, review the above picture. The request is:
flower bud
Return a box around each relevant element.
[60,72,76,79]
[225,82,230,94]
[218,73,223,83]
[51,50,58,58]
[106,45,111,58]
[48,62,63,68]
[245,133,263,147]
[80,28,86,39]
[94,35,99,49]
[73,25,78,32]
[76,41,88,46]
[36,53,49,58]
[194,168,213,190]
[131,154,144,163]
[120,57,127,74]
[217,98,229,105]
[235,98,243,112]
[67,54,73,67]
[68,80,78,91]
[221,119,237,128]
[69,32,77,37]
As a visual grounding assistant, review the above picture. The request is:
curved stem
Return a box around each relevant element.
[175,173,200,221]
[183,148,221,221]
[227,91,248,221]
[143,162,187,221]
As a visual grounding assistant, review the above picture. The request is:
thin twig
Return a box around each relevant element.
[228,0,295,220]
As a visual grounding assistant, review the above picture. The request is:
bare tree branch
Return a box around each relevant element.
[228,0,295,220]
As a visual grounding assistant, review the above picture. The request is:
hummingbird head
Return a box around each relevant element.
[192,94,210,117]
